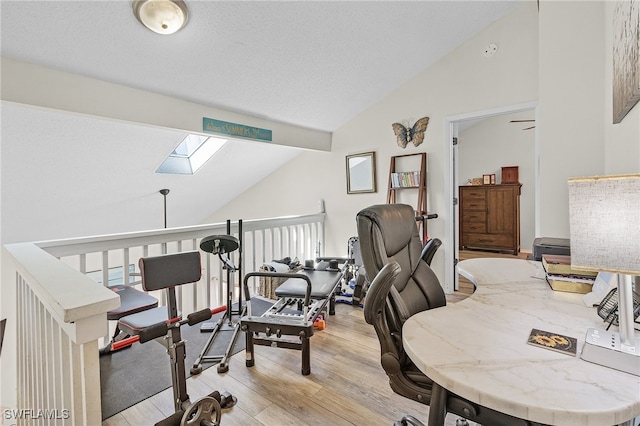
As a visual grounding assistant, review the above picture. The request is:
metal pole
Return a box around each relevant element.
[238,219,243,309]
[159,189,170,228]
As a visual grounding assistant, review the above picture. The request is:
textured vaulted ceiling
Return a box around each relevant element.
[0,1,522,242]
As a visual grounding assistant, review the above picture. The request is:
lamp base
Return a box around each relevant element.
[581,328,640,376]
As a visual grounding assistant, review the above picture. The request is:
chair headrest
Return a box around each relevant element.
[357,203,447,319]
[356,204,424,288]
[357,204,417,257]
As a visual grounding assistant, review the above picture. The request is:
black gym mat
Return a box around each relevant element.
[100,298,273,420]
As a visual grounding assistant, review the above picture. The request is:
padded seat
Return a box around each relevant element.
[274,270,342,298]
[100,285,160,355]
[106,285,158,321]
[117,306,177,336]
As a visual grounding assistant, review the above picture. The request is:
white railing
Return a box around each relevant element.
[1,213,324,425]
[3,243,119,425]
[40,214,325,312]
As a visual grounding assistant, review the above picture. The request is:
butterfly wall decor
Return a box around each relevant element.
[391,116,429,148]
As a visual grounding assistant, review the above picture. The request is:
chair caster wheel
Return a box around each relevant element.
[217,363,228,373]
[455,419,469,426]
[190,365,202,376]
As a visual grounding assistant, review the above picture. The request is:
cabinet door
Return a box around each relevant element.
[486,186,516,235]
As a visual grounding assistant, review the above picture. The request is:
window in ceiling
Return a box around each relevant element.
[156,134,227,174]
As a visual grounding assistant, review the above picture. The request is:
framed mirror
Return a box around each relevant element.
[346,151,376,194]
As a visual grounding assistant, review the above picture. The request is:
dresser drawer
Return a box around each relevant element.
[461,211,486,224]
[462,221,486,233]
[461,198,486,211]
[460,187,486,199]
[462,233,513,249]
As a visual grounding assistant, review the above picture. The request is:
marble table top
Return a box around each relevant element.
[403,258,640,425]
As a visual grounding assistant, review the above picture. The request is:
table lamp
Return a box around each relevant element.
[568,174,640,376]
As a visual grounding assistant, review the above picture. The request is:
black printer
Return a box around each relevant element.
[532,237,570,261]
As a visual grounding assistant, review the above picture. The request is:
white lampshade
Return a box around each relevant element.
[133,0,188,35]
[568,174,640,275]
[568,174,640,376]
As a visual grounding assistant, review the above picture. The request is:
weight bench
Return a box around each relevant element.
[116,251,236,426]
[240,261,346,375]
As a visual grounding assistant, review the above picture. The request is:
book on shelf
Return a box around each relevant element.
[527,328,577,356]
[545,273,596,284]
[545,273,595,294]
[542,254,598,294]
[391,171,420,188]
[541,254,597,277]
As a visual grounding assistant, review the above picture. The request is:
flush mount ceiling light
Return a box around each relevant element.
[133,0,188,35]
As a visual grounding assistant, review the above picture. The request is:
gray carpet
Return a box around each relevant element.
[100,298,272,420]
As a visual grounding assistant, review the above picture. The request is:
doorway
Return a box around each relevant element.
[443,102,539,292]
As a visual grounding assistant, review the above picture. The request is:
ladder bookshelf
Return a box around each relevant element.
[387,152,430,240]
[387,152,427,214]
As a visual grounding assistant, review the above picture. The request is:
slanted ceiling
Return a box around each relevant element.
[0,1,523,243]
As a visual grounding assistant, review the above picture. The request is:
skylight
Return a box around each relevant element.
[156,134,227,174]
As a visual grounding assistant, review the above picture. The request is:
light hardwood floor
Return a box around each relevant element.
[103,250,527,426]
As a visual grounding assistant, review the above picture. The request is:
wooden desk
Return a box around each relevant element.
[403,258,640,426]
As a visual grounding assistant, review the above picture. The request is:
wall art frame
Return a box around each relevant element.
[346,151,377,194]
[613,0,640,123]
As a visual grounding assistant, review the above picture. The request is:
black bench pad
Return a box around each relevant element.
[274,270,342,298]
[118,306,174,335]
[106,285,158,321]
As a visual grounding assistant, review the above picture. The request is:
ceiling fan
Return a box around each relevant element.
[510,119,535,130]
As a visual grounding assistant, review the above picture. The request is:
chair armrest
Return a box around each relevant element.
[363,262,400,325]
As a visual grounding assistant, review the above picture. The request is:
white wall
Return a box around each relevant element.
[458,110,536,251]
[209,0,640,289]
[205,2,540,285]
[537,1,607,238]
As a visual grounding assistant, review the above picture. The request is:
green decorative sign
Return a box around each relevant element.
[203,118,272,142]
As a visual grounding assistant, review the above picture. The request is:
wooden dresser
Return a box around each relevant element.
[459,184,521,254]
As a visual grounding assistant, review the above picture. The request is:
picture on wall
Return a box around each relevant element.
[613,0,640,124]
[346,151,376,194]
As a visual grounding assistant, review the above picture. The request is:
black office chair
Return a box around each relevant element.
[357,204,532,426]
